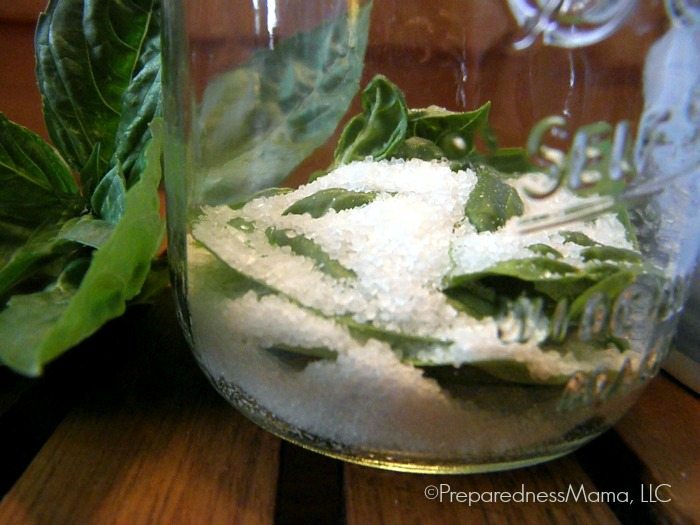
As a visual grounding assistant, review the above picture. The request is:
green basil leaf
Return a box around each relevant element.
[283,188,377,218]
[325,78,527,179]
[129,256,170,305]
[266,344,336,361]
[0,273,79,375]
[334,74,409,165]
[79,143,103,199]
[447,257,579,289]
[391,136,445,162]
[193,239,279,300]
[265,227,356,280]
[194,240,447,361]
[559,231,599,247]
[527,243,563,258]
[560,230,643,264]
[0,113,81,227]
[472,360,569,385]
[0,114,82,304]
[307,169,330,183]
[422,364,565,386]
[581,245,644,264]
[443,281,499,320]
[0,221,76,301]
[409,102,491,146]
[408,102,496,169]
[36,0,160,179]
[480,147,534,174]
[465,168,524,232]
[0,220,36,268]
[90,165,126,224]
[533,275,599,302]
[568,269,638,321]
[615,204,639,250]
[342,317,451,360]
[0,121,164,376]
[112,15,161,184]
[60,215,114,249]
[417,325,621,385]
[198,2,371,203]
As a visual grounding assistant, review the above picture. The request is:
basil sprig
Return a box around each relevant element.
[332,75,534,176]
[0,0,164,376]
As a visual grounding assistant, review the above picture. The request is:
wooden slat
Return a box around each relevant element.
[614,374,700,524]
[275,442,343,524]
[0,369,74,498]
[0,311,154,498]
[345,456,619,524]
[0,300,280,525]
[0,370,33,419]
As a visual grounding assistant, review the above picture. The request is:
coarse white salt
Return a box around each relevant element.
[189,249,615,454]
[187,158,644,454]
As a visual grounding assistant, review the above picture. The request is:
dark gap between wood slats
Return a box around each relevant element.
[575,430,655,525]
[0,306,148,499]
[275,440,344,524]
[0,374,71,498]
[0,371,33,420]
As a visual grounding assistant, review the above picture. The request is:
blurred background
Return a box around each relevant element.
[0,0,48,138]
[0,0,45,21]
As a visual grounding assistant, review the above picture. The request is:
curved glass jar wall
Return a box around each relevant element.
[162,0,700,473]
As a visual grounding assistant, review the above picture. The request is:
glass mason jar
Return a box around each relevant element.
[162,0,700,473]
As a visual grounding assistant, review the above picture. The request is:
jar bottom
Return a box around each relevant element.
[252,424,588,474]
[205,368,612,475]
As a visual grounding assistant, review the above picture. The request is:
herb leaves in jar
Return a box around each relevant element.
[191,74,659,387]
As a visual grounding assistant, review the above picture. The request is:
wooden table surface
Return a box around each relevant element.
[1,13,699,525]
[0,291,697,525]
